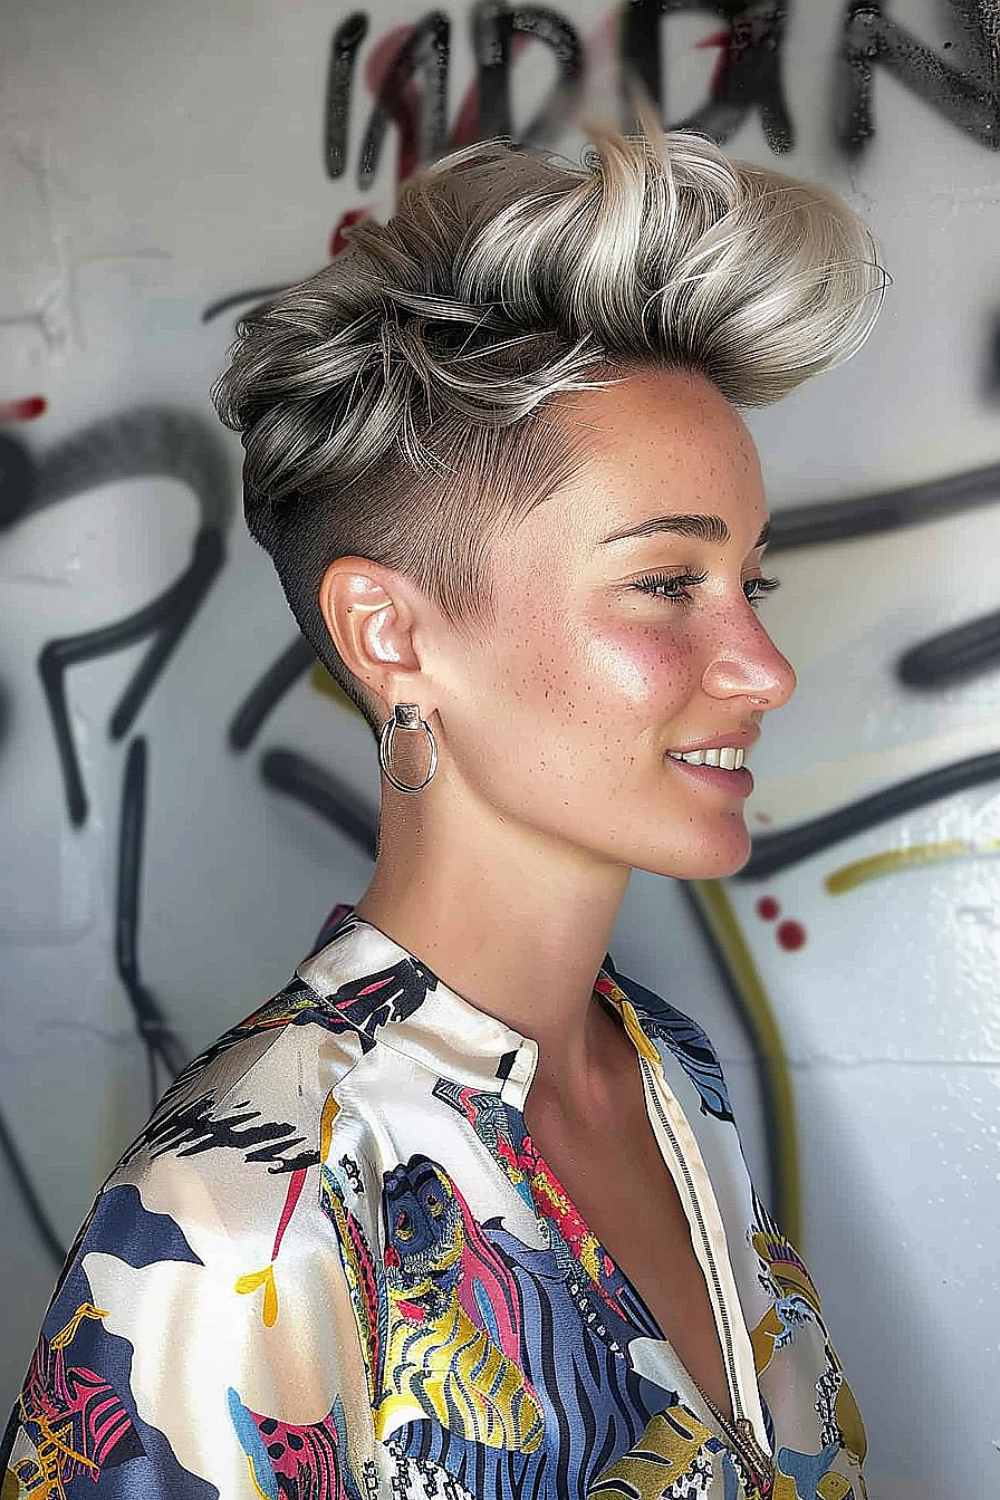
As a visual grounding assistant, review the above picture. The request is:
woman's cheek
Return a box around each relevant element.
[581,621,695,716]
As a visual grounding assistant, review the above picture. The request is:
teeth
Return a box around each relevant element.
[668,746,745,770]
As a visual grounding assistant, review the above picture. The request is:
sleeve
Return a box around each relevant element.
[1,1115,375,1498]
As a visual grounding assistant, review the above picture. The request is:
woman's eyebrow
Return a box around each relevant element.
[598,512,771,549]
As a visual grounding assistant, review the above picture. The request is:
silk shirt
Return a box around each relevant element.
[2,902,869,1500]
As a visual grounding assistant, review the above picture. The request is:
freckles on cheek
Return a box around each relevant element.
[583,625,692,710]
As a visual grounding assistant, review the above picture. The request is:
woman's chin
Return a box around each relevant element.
[641,825,753,882]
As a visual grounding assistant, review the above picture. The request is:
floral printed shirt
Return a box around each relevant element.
[1,903,869,1500]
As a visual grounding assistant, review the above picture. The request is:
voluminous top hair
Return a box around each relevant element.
[212,114,886,743]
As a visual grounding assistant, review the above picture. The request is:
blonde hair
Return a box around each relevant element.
[212,113,886,742]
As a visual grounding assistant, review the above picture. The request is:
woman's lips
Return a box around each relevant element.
[666,755,754,797]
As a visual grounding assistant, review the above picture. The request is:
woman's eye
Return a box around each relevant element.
[425,1193,444,1218]
[631,569,708,602]
[743,574,781,608]
[395,1210,415,1241]
[631,570,780,607]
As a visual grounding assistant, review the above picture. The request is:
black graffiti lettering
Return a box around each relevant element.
[201,284,291,324]
[228,636,317,752]
[763,458,1000,552]
[733,458,1000,875]
[325,11,370,178]
[897,606,1000,689]
[260,746,379,858]
[621,0,794,152]
[738,750,1000,880]
[38,527,224,825]
[357,11,452,189]
[0,431,35,530]
[836,0,1000,153]
[0,1103,63,1265]
[31,409,230,825]
[474,3,585,148]
[116,736,188,1106]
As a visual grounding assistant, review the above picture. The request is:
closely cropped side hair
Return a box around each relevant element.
[212,113,887,742]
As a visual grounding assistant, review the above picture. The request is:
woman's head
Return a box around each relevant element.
[213,114,885,880]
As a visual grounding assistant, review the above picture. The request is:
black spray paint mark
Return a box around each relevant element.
[325,3,585,188]
[0,432,36,529]
[227,636,318,752]
[201,284,291,324]
[31,409,231,825]
[324,11,369,178]
[620,0,794,152]
[735,460,1000,875]
[0,1103,64,1266]
[836,0,1000,153]
[897,606,1000,689]
[475,4,586,149]
[765,458,1000,552]
[766,457,1000,691]
[739,749,1000,881]
[357,11,453,189]
[261,747,379,860]
[116,736,188,1106]
[985,309,1000,400]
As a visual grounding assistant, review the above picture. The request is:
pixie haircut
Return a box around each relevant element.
[212,115,886,743]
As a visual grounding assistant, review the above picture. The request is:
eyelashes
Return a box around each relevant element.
[631,569,781,608]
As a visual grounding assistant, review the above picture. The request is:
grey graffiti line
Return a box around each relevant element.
[29,408,232,826]
[737,749,1000,881]
[116,735,187,1108]
[260,746,379,860]
[228,636,317,752]
[837,0,1000,154]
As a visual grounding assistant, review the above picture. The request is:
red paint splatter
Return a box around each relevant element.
[0,395,47,422]
[694,26,737,98]
[329,207,370,258]
[777,919,807,952]
[756,896,780,921]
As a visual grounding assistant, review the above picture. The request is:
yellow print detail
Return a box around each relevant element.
[586,1404,718,1498]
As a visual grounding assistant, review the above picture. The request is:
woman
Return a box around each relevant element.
[2,115,885,1498]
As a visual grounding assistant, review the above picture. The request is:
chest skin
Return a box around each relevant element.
[521,1006,735,1423]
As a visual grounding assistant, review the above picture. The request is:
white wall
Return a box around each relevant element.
[2,3,999,1496]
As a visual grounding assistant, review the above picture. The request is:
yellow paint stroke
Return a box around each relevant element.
[235,1264,278,1327]
[691,879,801,1246]
[825,837,1000,894]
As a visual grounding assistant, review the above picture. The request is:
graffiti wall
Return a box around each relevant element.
[2,2,998,1495]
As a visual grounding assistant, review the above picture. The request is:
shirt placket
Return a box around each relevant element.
[634,1044,774,1477]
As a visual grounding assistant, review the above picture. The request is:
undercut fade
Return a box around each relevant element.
[211,110,887,743]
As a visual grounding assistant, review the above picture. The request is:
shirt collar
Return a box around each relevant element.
[294,903,638,1111]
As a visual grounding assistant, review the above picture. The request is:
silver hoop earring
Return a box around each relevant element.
[378,703,438,793]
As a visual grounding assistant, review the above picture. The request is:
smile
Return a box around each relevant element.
[667,746,746,769]
[665,749,754,798]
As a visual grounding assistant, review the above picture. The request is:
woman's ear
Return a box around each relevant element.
[318,556,420,710]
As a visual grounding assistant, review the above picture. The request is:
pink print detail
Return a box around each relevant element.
[271,1168,306,1261]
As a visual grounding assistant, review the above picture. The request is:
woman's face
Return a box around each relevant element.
[430,366,797,880]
